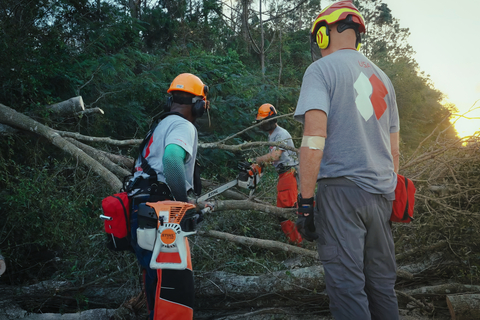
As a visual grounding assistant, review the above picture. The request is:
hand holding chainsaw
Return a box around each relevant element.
[180,202,214,232]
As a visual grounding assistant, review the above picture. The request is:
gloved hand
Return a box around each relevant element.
[295,194,319,242]
[180,208,203,232]
[237,160,253,171]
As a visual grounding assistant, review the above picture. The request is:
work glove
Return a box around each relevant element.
[237,160,252,171]
[180,208,203,232]
[295,194,319,242]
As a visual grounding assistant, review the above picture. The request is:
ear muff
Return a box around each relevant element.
[165,96,173,112]
[355,33,362,51]
[191,85,209,118]
[192,99,206,118]
[316,25,330,50]
[269,106,277,117]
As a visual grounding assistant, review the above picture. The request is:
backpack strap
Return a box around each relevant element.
[133,112,187,180]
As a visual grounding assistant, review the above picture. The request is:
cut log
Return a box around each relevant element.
[76,107,104,116]
[447,294,480,320]
[0,254,5,276]
[46,96,85,116]
[195,265,326,299]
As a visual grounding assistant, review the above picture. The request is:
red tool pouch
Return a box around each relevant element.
[102,192,132,251]
[391,174,416,223]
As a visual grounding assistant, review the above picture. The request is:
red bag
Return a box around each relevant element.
[391,174,416,223]
[102,192,131,239]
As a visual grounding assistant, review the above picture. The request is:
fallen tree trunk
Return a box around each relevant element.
[195,265,326,299]
[0,103,122,191]
[198,230,318,258]
[447,294,480,320]
[46,96,85,116]
[395,240,449,262]
[405,283,480,296]
[212,199,295,219]
[65,138,130,178]
[197,230,414,280]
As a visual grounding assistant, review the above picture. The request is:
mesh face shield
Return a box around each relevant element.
[258,119,277,132]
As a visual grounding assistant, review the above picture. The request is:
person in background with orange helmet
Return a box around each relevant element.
[128,73,209,320]
[254,104,303,245]
[294,1,400,319]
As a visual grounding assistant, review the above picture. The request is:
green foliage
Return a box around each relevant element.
[0,137,136,287]
[0,0,468,298]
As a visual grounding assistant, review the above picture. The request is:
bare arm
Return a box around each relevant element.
[390,131,400,174]
[299,110,327,199]
[256,149,282,165]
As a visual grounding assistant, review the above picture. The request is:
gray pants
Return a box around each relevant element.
[315,178,399,320]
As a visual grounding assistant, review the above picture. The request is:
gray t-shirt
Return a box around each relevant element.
[269,125,298,170]
[294,49,399,195]
[133,115,198,192]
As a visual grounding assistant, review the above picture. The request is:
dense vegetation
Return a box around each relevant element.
[2,0,478,318]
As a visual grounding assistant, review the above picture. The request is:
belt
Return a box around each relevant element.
[130,177,172,198]
[277,165,296,175]
[317,177,356,187]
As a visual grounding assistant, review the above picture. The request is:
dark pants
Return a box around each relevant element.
[315,178,399,320]
[130,194,194,320]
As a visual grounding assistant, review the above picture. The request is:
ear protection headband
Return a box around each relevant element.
[337,17,362,50]
[165,85,210,117]
[268,106,277,123]
[313,16,362,51]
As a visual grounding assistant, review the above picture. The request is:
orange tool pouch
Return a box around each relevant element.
[276,168,298,208]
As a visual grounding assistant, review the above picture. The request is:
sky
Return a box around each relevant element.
[322,0,480,137]
[380,0,480,138]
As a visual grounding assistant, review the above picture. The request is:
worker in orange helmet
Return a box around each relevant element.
[253,103,302,245]
[128,73,210,320]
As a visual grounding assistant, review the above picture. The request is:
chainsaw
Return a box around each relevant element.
[196,162,263,202]
[136,200,213,270]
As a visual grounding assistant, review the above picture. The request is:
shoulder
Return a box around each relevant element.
[272,126,291,139]
[164,115,195,130]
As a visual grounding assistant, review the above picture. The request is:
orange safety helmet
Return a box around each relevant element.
[167,73,208,100]
[311,1,365,51]
[256,103,277,121]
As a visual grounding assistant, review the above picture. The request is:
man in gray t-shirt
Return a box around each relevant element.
[254,103,302,245]
[294,1,400,319]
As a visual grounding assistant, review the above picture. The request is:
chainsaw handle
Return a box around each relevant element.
[201,203,214,214]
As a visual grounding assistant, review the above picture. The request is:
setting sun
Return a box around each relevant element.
[451,105,480,139]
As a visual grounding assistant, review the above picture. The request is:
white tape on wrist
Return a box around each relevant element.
[301,136,325,150]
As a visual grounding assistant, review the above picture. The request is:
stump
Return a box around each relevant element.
[447,294,480,320]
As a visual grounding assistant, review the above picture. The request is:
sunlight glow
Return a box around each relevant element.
[451,105,480,139]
